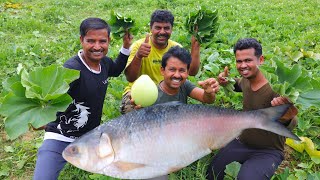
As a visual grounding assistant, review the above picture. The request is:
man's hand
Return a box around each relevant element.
[125,33,151,82]
[218,66,229,86]
[271,96,298,121]
[135,33,151,59]
[198,78,220,94]
[123,31,133,49]
[130,97,142,110]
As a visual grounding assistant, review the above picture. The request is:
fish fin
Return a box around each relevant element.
[255,104,300,141]
[98,133,115,161]
[113,161,146,172]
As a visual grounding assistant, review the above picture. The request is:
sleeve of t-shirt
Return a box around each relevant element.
[184,79,197,96]
[234,78,242,92]
[63,56,82,70]
[106,52,129,77]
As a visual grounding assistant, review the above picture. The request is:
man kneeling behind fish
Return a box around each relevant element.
[62,102,299,179]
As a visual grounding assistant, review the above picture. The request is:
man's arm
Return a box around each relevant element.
[188,36,200,76]
[125,34,151,82]
[189,78,219,103]
[271,97,299,129]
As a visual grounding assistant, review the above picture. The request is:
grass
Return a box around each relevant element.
[0,0,319,179]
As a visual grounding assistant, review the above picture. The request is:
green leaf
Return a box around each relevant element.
[109,11,137,40]
[21,64,79,101]
[310,156,320,164]
[4,145,14,153]
[224,161,241,179]
[275,167,290,180]
[185,6,219,44]
[296,79,320,110]
[1,93,72,139]
[275,59,301,84]
[0,64,79,139]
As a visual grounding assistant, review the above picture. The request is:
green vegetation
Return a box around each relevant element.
[0,0,319,179]
[109,11,138,40]
[0,65,79,139]
[185,6,219,44]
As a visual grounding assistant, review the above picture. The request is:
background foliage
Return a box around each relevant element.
[0,0,319,179]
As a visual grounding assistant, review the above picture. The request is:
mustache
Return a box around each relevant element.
[156,34,169,38]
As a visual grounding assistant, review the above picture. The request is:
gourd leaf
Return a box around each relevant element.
[0,64,79,139]
[260,59,319,109]
[109,11,137,40]
[185,6,219,44]
[21,65,78,101]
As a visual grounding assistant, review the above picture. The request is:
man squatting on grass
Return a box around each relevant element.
[120,9,201,114]
[131,46,219,180]
[33,18,133,180]
[206,38,298,180]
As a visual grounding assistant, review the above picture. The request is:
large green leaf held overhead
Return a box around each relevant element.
[109,11,138,40]
[0,64,80,139]
[185,6,219,44]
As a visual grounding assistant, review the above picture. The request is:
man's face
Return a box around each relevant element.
[80,29,110,63]
[235,48,263,79]
[161,57,189,89]
[150,22,172,48]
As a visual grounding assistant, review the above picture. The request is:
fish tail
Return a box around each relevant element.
[254,104,300,141]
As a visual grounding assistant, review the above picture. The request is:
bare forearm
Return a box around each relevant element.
[189,43,200,76]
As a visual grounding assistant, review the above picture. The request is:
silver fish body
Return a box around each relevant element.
[62,102,299,179]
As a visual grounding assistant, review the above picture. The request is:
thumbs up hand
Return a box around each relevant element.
[135,33,151,60]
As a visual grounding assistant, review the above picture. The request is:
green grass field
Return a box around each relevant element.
[0,0,319,179]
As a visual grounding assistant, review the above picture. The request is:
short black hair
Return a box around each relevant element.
[162,46,191,69]
[233,38,262,58]
[80,17,111,37]
[150,10,174,27]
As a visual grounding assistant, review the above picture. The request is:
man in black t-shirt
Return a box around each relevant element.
[33,17,133,180]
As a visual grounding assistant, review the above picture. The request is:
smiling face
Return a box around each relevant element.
[150,22,172,49]
[80,28,110,63]
[235,48,264,79]
[161,57,189,90]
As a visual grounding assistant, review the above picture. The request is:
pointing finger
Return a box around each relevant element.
[224,66,229,77]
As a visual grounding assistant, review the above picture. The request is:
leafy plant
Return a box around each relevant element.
[286,137,320,164]
[0,64,79,139]
[185,6,219,44]
[109,11,138,40]
[260,59,320,110]
[224,161,241,180]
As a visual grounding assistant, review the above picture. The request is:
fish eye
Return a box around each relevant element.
[70,146,79,154]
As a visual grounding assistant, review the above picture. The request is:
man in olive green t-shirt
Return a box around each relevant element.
[206,38,298,180]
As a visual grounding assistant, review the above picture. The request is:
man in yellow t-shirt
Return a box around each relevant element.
[120,9,200,114]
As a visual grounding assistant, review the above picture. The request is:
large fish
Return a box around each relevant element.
[62,102,299,179]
